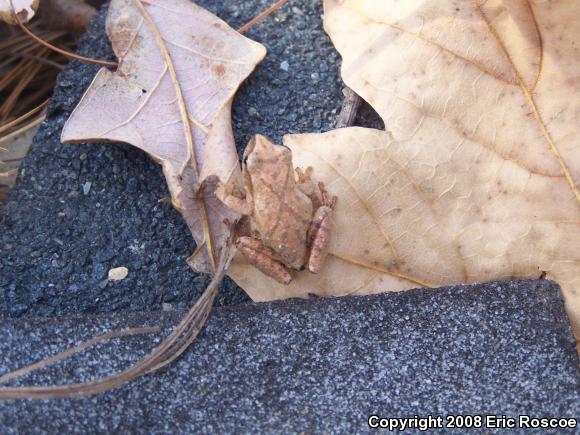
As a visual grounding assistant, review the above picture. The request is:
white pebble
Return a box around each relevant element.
[108,266,129,281]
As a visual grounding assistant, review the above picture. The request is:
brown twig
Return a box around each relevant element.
[1,114,45,138]
[8,0,118,68]
[0,0,286,401]
[0,327,161,384]
[238,0,288,34]
[1,31,64,56]
[0,250,231,399]
[0,58,29,92]
[335,87,362,128]
[12,82,53,117]
[0,57,44,120]
[19,53,66,70]
[0,26,56,50]
[0,99,47,135]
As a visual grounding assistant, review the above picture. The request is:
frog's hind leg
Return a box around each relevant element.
[236,236,292,284]
[307,183,337,274]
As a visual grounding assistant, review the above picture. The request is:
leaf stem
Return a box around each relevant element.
[8,0,118,68]
[0,327,161,384]
[335,87,362,128]
[0,253,229,399]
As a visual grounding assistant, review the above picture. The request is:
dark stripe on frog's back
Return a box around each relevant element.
[252,169,312,269]
[257,174,313,233]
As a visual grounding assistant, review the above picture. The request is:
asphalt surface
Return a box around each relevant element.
[0,2,578,433]
[0,0,379,316]
[1,280,578,434]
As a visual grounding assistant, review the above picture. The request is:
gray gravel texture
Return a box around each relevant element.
[0,0,384,317]
[1,280,579,434]
[2,4,577,433]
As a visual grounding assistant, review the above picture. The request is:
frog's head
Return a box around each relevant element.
[243,134,292,174]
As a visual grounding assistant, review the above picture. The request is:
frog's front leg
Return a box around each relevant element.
[296,166,325,209]
[236,236,292,284]
[307,182,337,274]
[215,180,254,216]
[295,167,316,197]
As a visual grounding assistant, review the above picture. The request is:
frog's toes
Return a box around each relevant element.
[295,166,314,183]
[318,182,338,208]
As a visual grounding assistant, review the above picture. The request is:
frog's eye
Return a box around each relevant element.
[278,145,292,161]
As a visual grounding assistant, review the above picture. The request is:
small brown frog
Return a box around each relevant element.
[217,135,337,284]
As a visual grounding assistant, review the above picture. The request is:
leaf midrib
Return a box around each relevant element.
[342,1,580,206]
[132,0,217,272]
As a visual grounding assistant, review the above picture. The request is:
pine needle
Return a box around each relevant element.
[238,0,289,34]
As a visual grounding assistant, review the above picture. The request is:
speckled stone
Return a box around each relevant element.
[1,280,578,433]
[0,0,383,316]
[1,3,577,433]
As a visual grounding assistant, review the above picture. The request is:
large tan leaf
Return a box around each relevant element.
[229,0,580,337]
[61,0,266,272]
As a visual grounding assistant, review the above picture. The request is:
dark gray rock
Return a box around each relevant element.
[1,280,579,434]
[0,0,383,317]
[2,4,576,432]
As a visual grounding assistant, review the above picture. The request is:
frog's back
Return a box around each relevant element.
[251,174,313,270]
[245,135,313,269]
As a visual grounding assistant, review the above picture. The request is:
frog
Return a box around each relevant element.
[216,134,337,284]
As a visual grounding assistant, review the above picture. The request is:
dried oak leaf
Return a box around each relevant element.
[0,0,38,24]
[228,0,580,338]
[61,0,266,272]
